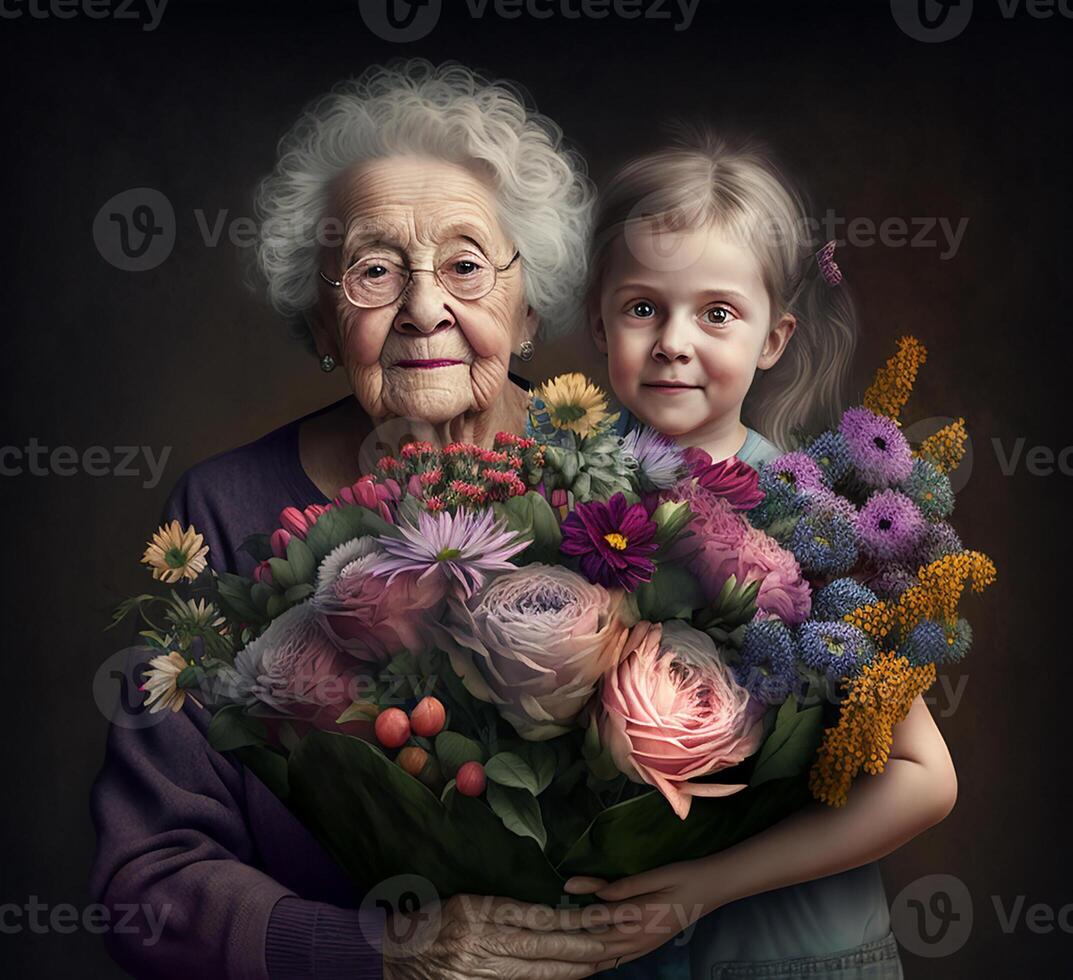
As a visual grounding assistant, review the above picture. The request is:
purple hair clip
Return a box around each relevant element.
[816,240,843,286]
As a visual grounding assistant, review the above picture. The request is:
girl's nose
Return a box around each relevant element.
[652,314,694,363]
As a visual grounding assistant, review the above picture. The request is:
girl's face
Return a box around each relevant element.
[591,221,794,446]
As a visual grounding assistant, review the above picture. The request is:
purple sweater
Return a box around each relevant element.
[89,395,387,980]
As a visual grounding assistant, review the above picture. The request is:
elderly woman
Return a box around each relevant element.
[89,60,626,980]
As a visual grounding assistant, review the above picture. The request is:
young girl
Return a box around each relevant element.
[565,131,957,979]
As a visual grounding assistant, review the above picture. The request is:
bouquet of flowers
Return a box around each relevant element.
[112,337,994,904]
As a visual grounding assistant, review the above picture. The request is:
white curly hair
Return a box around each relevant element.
[255,59,595,351]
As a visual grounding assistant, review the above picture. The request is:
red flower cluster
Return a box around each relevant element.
[370,434,543,511]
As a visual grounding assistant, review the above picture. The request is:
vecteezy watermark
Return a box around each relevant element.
[992,437,1073,476]
[369,881,703,963]
[93,645,443,729]
[891,874,974,957]
[892,873,1073,958]
[621,195,971,274]
[93,188,176,272]
[891,0,1073,43]
[0,896,171,945]
[0,0,169,32]
[354,0,700,42]
[1,440,171,488]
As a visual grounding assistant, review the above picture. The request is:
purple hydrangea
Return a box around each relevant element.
[839,407,914,488]
[922,520,963,565]
[855,489,926,563]
[764,451,828,496]
[867,562,917,601]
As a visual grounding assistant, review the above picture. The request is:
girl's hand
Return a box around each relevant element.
[563,862,714,967]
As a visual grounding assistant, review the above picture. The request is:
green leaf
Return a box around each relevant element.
[651,500,693,547]
[749,698,824,787]
[106,594,157,631]
[240,533,273,563]
[302,505,398,564]
[267,557,297,592]
[485,752,540,795]
[517,741,557,795]
[284,583,315,604]
[207,705,268,753]
[435,731,486,778]
[440,778,457,804]
[486,781,547,849]
[285,537,317,586]
[266,593,289,620]
[634,564,704,621]
[287,730,564,903]
[336,700,381,724]
[216,573,261,624]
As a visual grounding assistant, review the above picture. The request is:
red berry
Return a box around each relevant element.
[410,696,446,738]
[374,707,410,749]
[456,761,486,797]
[397,746,429,778]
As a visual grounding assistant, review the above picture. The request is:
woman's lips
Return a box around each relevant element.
[392,359,465,369]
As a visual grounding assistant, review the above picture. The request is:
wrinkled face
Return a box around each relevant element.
[592,221,790,445]
[313,156,535,425]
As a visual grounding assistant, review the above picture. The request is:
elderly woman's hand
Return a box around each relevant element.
[381,892,626,979]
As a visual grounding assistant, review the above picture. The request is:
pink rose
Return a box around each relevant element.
[599,620,764,820]
[311,538,447,664]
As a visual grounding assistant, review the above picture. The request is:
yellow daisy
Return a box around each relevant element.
[141,650,195,714]
[535,373,610,437]
[142,521,209,583]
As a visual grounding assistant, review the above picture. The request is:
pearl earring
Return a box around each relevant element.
[518,340,535,362]
[320,354,336,373]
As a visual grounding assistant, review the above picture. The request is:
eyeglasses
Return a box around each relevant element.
[319,250,521,309]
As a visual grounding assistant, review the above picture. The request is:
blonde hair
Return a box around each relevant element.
[587,126,857,449]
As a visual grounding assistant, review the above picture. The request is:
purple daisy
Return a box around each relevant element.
[560,492,659,591]
[839,407,914,488]
[370,507,528,598]
[855,489,926,563]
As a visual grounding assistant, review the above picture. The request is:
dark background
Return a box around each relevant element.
[2,0,1070,976]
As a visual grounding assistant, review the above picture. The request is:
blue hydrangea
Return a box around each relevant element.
[789,510,859,576]
[812,578,879,620]
[805,430,853,485]
[735,618,800,706]
[798,621,875,681]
